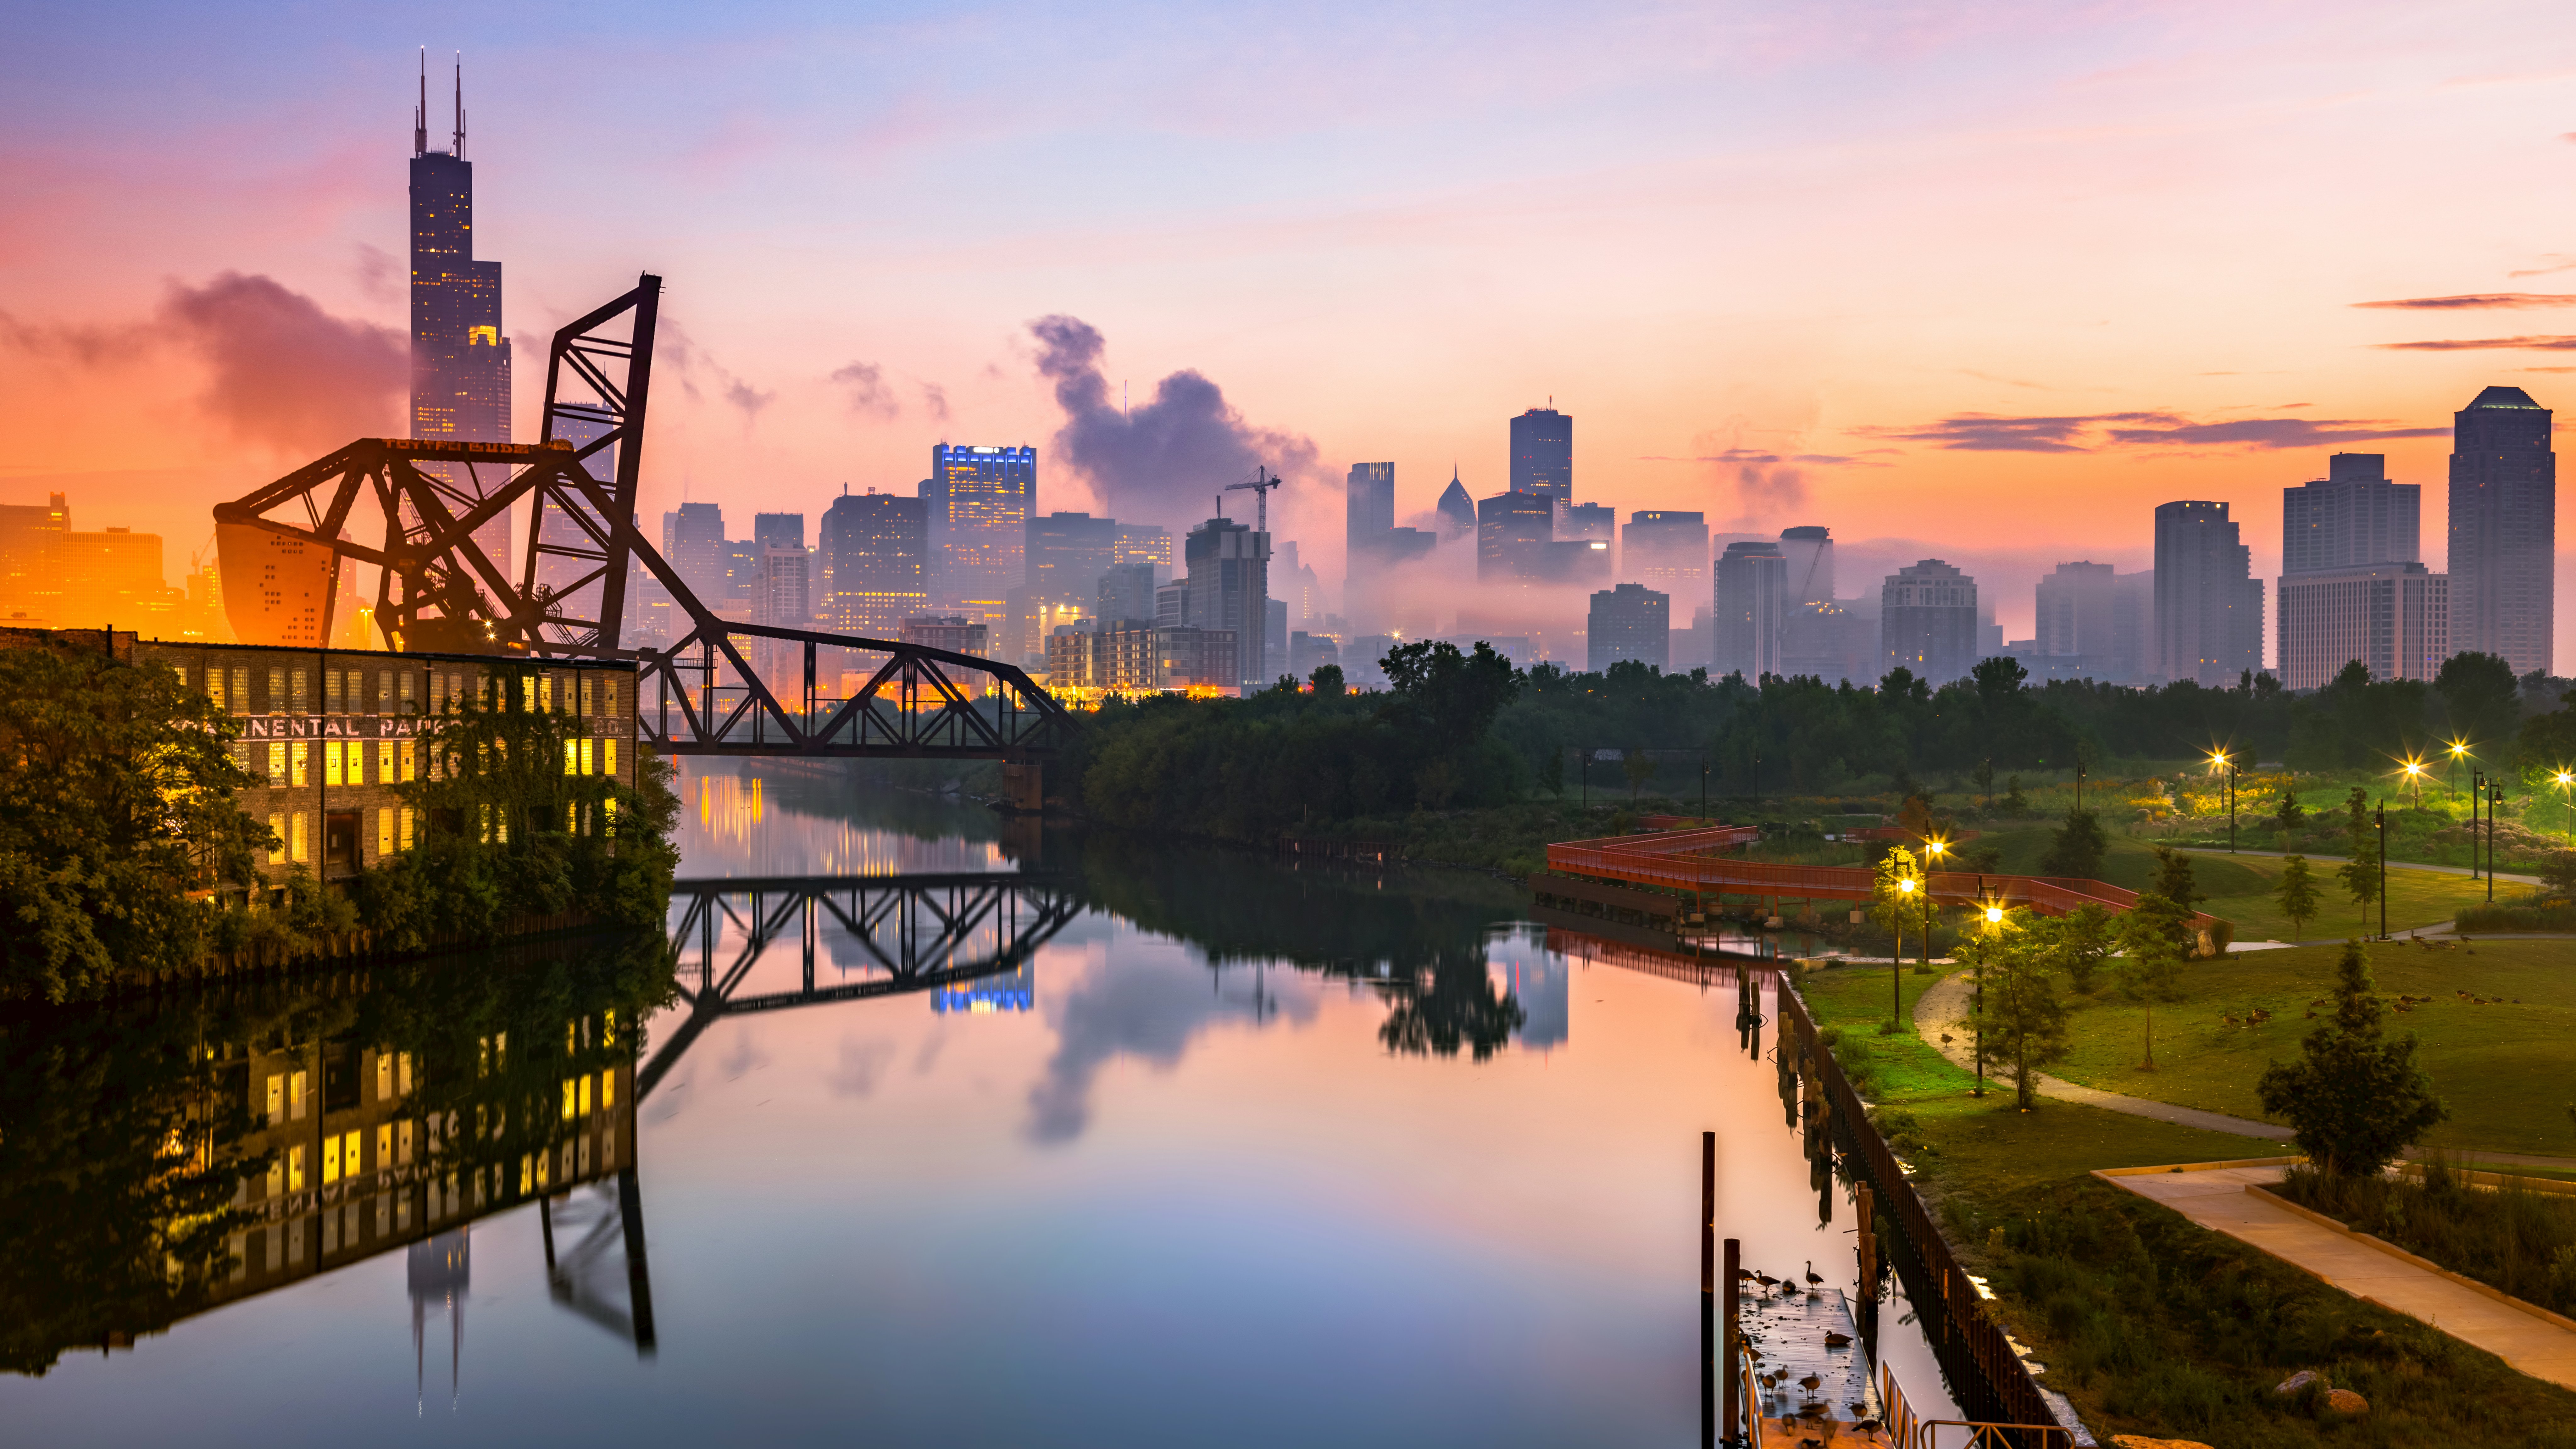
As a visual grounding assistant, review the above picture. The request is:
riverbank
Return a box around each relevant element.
[1794,958,2576,1445]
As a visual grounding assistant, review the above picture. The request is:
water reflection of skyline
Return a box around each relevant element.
[677,764,1013,878]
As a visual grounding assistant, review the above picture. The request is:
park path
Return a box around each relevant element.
[2101,1162,2576,1391]
[1911,972,2292,1139]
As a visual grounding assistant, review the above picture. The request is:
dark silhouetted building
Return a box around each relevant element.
[1435,469,1476,541]
[2152,501,2262,685]
[1588,584,1668,671]
[818,490,926,639]
[1623,511,1708,602]
[1509,408,1573,501]
[1183,514,1269,686]
[1880,559,1979,685]
[925,444,1035,626]
[1346,461,1393,558]
[1097,562,1157,627]
[409,67,512,575]
[2448,386,2556,675]
[1476,491,1553,581]
[1713,541,1786,680]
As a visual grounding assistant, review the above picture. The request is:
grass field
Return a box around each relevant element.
[1792,958,2576,1447]
[2039,939,2576,1156]
[1973,826,2500,939]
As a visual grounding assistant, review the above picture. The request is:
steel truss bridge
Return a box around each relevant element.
[636,871,1085,1099]
[213,275,1074,774]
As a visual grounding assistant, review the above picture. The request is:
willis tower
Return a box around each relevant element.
[410,56,512,575]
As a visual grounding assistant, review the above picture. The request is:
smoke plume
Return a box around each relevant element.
[1029,314,1319,531]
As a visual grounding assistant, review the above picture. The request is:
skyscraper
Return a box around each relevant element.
[2448,386,2556,675]
[1113,524,1173,575]
[2282,454,2420,574]
[1776,526,1835,605]
[1475,491,1554,581]
[1024,512,1116,604]
[662,503,728,607]
[1622,511,1708,601]
[1183,513,1269,687]
[817,489,926,639]
[1712,541,1786,680]
[1435,470,1476,541]
[925,443,1036,627]
[1346,462,1394,560]
[2035,562,2116,661]
[1509,408,1573,501]
[752,514,806,625]
[409,60,512,575]
[1587,584,1669,672]
[2152,501,2262,686]
[1880,559,1979,686]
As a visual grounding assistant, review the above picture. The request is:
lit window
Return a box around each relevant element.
[604,678,618,716]
[376,808,392,857]
[540,675,553,712]
[580,674,594,716]
[230,667,250,713]
[290,742,308,787]
[267,668,285,712]
[399,807,414,850]
[377,741,394,781]
[564,739,579,776]
[603,739,617,777]
[291,811,308,862]
[290,669,308,713]
[324,741,343,787]
[325,671,341,713]
[581,737,595,775]
[400,741,416,781]
[267,812,285,864]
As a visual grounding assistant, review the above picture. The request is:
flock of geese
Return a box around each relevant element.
[1738,1260,1881,1445]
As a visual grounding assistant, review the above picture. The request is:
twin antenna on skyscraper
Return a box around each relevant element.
[414,49,467,160]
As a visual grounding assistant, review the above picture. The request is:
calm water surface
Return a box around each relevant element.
[2,763,1953,1445]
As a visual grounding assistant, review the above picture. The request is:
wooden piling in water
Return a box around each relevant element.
[1701,1131,1716,1449]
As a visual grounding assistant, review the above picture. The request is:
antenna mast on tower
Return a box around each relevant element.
[452,54,465,158]
[414,49,427,156]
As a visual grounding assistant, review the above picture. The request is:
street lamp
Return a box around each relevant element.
[2207,749,2238,852]
[2557,770,2573,847]
[2448,740,2472,806]
[1972,889,2004,1099]
[1894,875,1916,1026]
[1922,838,1947,978]
[2473,769,2488,891]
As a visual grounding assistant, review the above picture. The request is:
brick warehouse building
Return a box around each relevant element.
[4,628,638,886]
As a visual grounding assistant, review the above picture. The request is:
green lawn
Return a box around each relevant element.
[1973,827,2498,939]
[2046,939,2576,1156]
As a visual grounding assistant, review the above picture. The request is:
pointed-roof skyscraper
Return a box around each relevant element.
[1435,467,1475,541]
[410,53,513,577]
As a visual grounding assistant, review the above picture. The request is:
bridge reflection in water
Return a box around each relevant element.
[641,872,1084,1099]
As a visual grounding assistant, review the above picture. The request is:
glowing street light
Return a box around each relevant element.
[2446,740,2473,806]
[2208,749,2240,852]
[1892,873,1918,1026]
[2397,757,2425,812]
[1919,839,1946,977]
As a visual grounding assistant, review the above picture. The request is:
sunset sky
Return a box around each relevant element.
[5,0,2573,661]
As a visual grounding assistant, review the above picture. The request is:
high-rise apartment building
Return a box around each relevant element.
[1712,541,1786,680]
[2277,564,2448,689]
[2034,561,2117,674]
[1097,562,1158,627]
[925,444,1036,625]
[756,547,808,631]
[2152,502,2262,686]
[1025,512,1116,605]
[1113,524,1173,575]
[1183,514,1270,686]
[1587,584,1669,672]
[1622,511,1709,601]
[1880,559,1979,686]
[1509,408,1573,501]
[752,514,806,626]
[2448,386,2556,675]
[2282,454,2420,574]
[409,65,512,575]
[0,492,69,620]
[817,490,926,639]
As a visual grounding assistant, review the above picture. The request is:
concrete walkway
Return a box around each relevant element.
[2103,1162,2576,1391]
[1912,972,2292,1139]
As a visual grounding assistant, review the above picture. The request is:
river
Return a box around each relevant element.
[0,761,1957,1444]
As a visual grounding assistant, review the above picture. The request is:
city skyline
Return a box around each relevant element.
[3,4,2574,666]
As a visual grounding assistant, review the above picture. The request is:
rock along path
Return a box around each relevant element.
[1910,972,2293,1139]
[2102,1162,2576,1392]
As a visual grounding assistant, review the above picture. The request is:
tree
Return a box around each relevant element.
[2002,775,2029,816]
[2257,941,2448,1179]
[0,646,267,1002]
[1380,640,1522,740]
[2273,787,2306,835]
[1623,747,1656,801]
[2150,846,2202,913]
[2038,808,2108,879]
[2114,892,2193,1069]
[1974,757,1996,810]
[1872,846,1923,962]
[1982,912,2070,1110]
[2435,650,2521,750]
[2538,848,2576,903]
[2045,904,2116,994]
[1309,663,1346,697]
[2274,854,2320,941]
[1539,737,1566,798]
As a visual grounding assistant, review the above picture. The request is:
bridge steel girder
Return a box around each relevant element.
[638,873,1081,1099]
[212,273,1073,762]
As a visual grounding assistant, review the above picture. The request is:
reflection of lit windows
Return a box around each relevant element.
[600,1069,615,1109]
[264,1073,283,1124]
[562,1078,577,1120]
[397,1119,414,1166]
[579,1074,592,1117]
[289,1069,308,1119]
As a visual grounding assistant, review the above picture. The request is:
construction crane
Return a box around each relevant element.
[1223,466,1283,533]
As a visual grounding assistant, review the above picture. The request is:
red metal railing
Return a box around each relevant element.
[1546,827,2226,937]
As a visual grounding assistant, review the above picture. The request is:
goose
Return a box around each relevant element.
[1824,1330,1853,1348]
[1798,1373,1824,1391]
[1805,1260,1824,1285]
